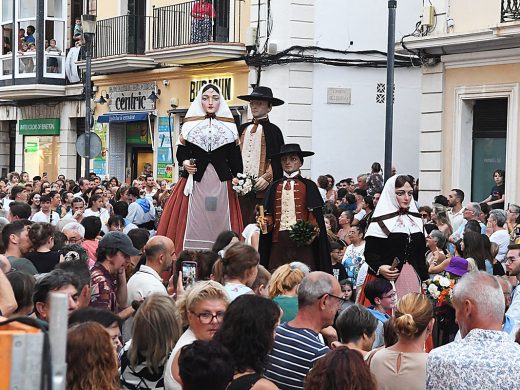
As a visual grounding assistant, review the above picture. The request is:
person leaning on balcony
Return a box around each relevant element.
[191,0,216,43]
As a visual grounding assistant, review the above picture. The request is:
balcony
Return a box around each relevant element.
[89,14,156,74]
[150,0,246,64]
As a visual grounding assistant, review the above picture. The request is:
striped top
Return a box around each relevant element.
[264,322,330,390]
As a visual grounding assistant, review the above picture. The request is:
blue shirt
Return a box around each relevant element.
[265,322,330,390]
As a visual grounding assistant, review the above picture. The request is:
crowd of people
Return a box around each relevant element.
[0,164,518,389]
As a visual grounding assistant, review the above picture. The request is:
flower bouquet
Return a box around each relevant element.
[422,274,455,307]
[289,220,318,247]
[232,173,257,196]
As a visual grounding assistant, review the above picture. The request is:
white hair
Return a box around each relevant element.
[290,261,310,275]
[62,222,85,238]
[453,271,504,323]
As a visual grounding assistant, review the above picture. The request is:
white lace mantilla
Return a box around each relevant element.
[185,119,236,152]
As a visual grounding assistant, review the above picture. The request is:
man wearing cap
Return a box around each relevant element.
[89,231,141,319]
[237,86,285,225]
[259,144,332,274]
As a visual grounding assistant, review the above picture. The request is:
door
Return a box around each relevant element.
[131,148,153,180]
[214,0,229,42]
[471,98,507,202]
[127,0,146,54]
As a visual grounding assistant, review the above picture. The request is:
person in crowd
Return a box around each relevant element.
[364,279,396,348]
[359,175,427,306]
[68,307,123,354]
[337,210,353,243]
[342,225,366,288]
[495,276,520,338]
[462,230,491,272]
[3,219,36,275]
[450,202,486,243]
[112,200,138,233]
[505,243,520,323]
[426,229,448,274]
[123,236,175,341]
[211,230,239,257]
[487,209,509,265]
[66,197,86,223]
[25,222,61,273]
[447,188,465,232]
[259,144,332,273]
[430,203,453,239]
[351,188,367,225]
[143,175,158,198]
[83,194,110,230]
[264,272,340,390]
[339,279,355,312]
[324,213,339,242]
[357,174,368,191]
[367,162,384,197]
[8,201,31,222]
[127,228,150,276]
[30,194,60,225]
[120,294,183,388]
[481,169,505,210]
[506,203,520,239]
[370,293,434,390]
[107,214,125,232]
[480,202,491,225]
[6,271,35,317]
[213,242,259,301]
[126,186,156,232]
[55,247,91,308]
[330,241,347,281]
[251,264,271,297]
[335,304,378,357]
[4,186,28,212]
[81,216,102,266]
[214,295,280,389]
[33,269,79,321]
[426,272,520,389]
[316,175,329,202]
[304,347,376,390]
[419,205,433,224]
[178,340,234,390]
[73,177,90,203]
[164,280,230,390]
[268,263,305,323]
[89,231,140,319]
[28,192,41,217]
[242,209,261,250]
[157,84,243,253]
[62,221,84,245]
[66,322,120,390]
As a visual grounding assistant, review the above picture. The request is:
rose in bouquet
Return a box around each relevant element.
[232,173,257,196]
[422,274,455,307]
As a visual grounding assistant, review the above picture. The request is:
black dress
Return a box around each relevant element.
[25,250,61,274]
[227,373,262,390]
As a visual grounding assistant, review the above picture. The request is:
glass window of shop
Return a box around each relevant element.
[44,0,66,78]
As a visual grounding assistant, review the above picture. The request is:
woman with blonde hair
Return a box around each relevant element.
[369,293,434,390]
[268,264,305,323]
[164,280,230,390]
[120,294,183,388]
[66,322,120,390]
[431,203,453,238]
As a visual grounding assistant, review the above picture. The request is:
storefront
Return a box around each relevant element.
[19,118,61,180]
[92,62,250,183]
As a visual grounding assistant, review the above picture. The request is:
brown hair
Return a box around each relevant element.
[304,347,376,390]
[212,243,259,284]
[129,294,183,373]
[251,264,271,292]
[66,322,120,390]
[393,293,433,338]
[28,222,55,249]
[267,264,305,299]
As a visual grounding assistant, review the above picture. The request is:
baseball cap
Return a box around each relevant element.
[98,231,140,256]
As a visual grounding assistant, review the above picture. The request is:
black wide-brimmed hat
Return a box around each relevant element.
[237,86,285,106]
[271,143,314,159]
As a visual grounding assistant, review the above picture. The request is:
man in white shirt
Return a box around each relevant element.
[73,178,90,202]
[488,209,510,264]
[447,189,465,232]
[143,175,158,199]
[31,194,60,226]
[126,186,155,232]
[123,235,176,341]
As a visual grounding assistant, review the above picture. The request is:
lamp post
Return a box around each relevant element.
[384,0,397,182]
[82,14,96,177]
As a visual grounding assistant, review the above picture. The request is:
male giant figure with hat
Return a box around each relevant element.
[237,86,285,225]
[259,144,332,274]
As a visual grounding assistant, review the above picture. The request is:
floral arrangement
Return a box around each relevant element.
[422,275,455,307]
[232,173,257,196]
[289,220,318,247]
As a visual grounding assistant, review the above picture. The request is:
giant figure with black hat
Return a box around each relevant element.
[237,86,285,225]
[258,144,332,274]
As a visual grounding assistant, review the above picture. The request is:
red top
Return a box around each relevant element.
[191,1,216,20]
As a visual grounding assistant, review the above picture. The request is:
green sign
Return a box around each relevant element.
[19,118,60,135]
[24,141,38,153]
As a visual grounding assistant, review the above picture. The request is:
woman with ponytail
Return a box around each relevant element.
[369,293,434,390]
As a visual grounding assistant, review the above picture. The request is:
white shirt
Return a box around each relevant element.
[224,282,253,301]
[448,208,464,232]
[123,265,167,342]
[31,210,60,226]
[127,198,155,225]
[163,328,197,390]
[489,229,510,263]
[506,281,520,324]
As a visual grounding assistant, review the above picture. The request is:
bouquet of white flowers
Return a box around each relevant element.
[422,274,455,307]
[232,173,257,196]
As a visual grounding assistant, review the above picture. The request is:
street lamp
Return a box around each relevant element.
[384,0,396,182]
[82,14,96,177]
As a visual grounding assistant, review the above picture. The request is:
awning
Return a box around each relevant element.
[97,111,152,123]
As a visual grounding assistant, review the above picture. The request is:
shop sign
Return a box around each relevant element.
[24,141,38,153]
[157,116,175,181]
[19,118,60,135]
[189,77,233,102]
[108,82,156,112]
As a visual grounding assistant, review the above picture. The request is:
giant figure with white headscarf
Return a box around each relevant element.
[357,174,429,306]
[157,84,244,252]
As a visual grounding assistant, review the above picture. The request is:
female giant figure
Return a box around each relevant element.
[157,84,243,251]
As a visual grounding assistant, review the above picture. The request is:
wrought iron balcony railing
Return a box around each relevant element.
[152,0,243,50]
[501,0,520,22]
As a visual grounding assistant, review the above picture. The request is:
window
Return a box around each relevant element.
[16,0,37,77]
[24,135,59,180]
[44,0,66,78]
[0,0,13,77]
